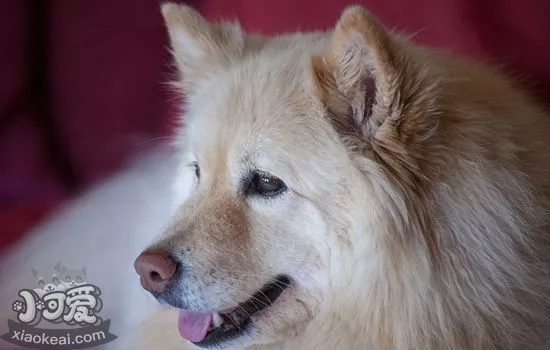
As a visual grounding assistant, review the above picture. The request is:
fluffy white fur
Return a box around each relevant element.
[1,4,550,350]
[150,4,550,349]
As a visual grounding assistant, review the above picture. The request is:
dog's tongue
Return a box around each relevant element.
[178,310,212,342]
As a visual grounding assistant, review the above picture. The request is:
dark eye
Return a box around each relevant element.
[248,173,286,197]
[65,276,71,281]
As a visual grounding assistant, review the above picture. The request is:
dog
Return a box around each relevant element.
[130,3,550,350]
[1,3,548,350]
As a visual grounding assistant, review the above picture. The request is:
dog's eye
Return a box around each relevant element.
[248,173,286,197]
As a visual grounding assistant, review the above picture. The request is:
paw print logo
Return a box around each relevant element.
[35,299,45,311]
[12,300,24,312]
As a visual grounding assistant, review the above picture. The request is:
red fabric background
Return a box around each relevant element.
[1,0,549,249]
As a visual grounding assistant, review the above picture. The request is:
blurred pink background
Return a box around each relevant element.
[1,0,549,249]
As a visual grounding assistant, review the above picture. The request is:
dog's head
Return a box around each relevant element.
[134,4,525,349]
[133,4,440,348]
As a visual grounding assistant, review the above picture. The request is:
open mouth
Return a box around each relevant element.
[179,275,291,348]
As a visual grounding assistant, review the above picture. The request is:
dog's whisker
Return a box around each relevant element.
[135,136,174,148]
[212,280,273,310]
[213,273,291,292]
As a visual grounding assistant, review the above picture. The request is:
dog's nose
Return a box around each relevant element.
[134,248,178,293]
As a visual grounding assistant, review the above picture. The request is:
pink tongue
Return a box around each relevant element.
[178,311,213,342]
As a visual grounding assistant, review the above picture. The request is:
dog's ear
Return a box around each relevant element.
[311,6,440,184]
[312,6,406,139]
[161,3,245,90]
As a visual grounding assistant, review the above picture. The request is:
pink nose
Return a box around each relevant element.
[134,248,177,293]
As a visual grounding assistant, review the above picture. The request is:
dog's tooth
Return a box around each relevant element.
[213,312,224,327]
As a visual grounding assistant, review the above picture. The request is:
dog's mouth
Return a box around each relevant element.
[179,275,291,348]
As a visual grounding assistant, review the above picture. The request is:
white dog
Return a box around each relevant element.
[2,4,550,350]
